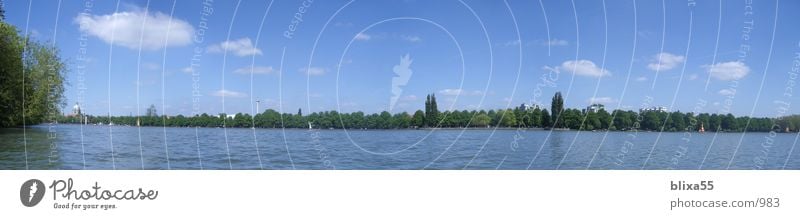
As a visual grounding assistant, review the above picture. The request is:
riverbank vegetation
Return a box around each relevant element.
[0,9,67,128]
[58,92,800,133]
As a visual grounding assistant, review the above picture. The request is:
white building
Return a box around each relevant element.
[586,104,604,113]
[639,106,668,113]
[68,102,81,117]
[519,103,540,111]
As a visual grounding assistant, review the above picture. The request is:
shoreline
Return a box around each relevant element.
[15,123,800,134]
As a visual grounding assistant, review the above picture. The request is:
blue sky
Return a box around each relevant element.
[4,0,799,117]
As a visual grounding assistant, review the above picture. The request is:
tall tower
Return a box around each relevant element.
[72,102,81,116]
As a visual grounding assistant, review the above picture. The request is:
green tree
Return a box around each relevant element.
[392,112,411,128]
[233,113,251,128]
[429,94,439,127]
[721,113,737,131]
[472,113,491,127]
[24,36,67,125]
[642,111,660,131]
[497,109,517,127]
[550,92,564,128]
[0,23,26,127]
[597,109,611,130]
[541,109,551,128]
[530,108,542,127]
[709,114,721,132]
[562,109,581,129]
[0,22,67,127]
[378,111,392,129]
[612,110,633,130]
[670,111,686,131]
[586,112,600,130]
[697,113,710,131]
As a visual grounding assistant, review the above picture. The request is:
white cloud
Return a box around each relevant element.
[542,39,569,46]
[588,97,617,105]
[181,66,194,74]
[211,89,246,98]
[29,29,40,38]
[636,76,648,82]
[334,22,353,27]
[299,67,327,76]
[439,89,463,96]
[74,10,194,50]
[354,33,371,41]
[718,88,736,96]
[438,89,483,96]
[402,35,422,42]
[207,38,262,56]
[233,66,274,74]
[557,60,610,77]
[647,52,685,71]
[141,62,159,71]
[704,61,750,81]
[688,74,698,80]
[504,40,521,47]
[637,31,654,40]
[400,95,418,101]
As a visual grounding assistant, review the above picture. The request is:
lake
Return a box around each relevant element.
[0,124,797,170]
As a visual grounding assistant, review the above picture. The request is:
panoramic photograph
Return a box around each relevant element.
[0,0,798,170]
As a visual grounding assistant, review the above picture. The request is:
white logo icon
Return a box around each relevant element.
[389,54,413,111]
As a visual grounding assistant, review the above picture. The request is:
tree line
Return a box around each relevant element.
[58,92,800,133]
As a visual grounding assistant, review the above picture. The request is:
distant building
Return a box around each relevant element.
[518,103,540,111]
[640,106,668,113]
[586,104,604,113]
[66,102,82,117]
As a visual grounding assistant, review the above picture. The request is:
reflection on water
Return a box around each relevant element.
[0,124,797,170]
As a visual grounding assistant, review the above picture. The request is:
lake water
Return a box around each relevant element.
[0,124,798,170]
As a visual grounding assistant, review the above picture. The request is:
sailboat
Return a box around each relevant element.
[308,122,313,130]
[698,123,705,133]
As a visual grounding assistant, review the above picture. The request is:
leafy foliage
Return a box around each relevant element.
[550,92,564,128]
[0,21,66,127]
